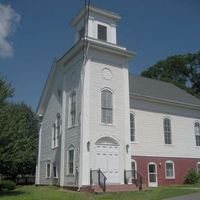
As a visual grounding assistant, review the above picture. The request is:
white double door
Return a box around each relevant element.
[95,144,120,184]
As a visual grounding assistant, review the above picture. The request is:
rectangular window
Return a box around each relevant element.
[130,113,135,142]
[101,90,113,124]
[98,24,107,41]
[69,92,76,127]
[68,149,74,175]
[46,161,51,178]
[165,162,175,179]
[195,122,200,146]
[53,164,57,178]
[52,124,56,148]
[164,118,172,144]
[197,163,200,174]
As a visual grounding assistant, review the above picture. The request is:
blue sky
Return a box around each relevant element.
[0,0,200,111]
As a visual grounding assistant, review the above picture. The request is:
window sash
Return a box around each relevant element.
[98,24,107,41]
[69,92,76,126]
[195,123,200,146]
[130,114,135,142]
[53,166,57,178]
[164,119,172,144]
[165,162,174,178]
[101,90,113,124]
[46,163,51,178]
[68,150,74,175]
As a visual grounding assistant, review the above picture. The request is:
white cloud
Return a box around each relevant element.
[0,4,20,58]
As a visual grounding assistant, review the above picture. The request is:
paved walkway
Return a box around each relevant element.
[164,192,200,200]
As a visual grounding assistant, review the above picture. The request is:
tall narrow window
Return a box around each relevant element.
[68,147,75,175]
[56,114,61,147]
[101,90,113,124]
[52,123,56,148]
[46,161,51,178]
[130,113,135,142]
[197,162,200,174]
[131,159,137,179]
[98,24,107,41]
[53,163,58,178]
[69,92,76,127]
[195,122,200,146]
[165,161,175,179]
[164,118,172,144]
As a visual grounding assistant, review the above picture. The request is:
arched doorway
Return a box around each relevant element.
[95,137,120,184]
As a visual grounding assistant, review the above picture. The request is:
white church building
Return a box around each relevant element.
[35,6,200,192]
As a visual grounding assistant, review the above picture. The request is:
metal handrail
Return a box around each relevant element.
[124,169,142,190]
[90,169,107,192]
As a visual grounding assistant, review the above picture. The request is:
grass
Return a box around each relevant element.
[0,184,199,200]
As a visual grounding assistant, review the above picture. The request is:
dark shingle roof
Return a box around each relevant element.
[129,74,200,107]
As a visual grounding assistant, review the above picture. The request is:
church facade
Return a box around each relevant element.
[35,6,200,190]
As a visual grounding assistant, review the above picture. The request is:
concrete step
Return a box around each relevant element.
[92,184,142,193]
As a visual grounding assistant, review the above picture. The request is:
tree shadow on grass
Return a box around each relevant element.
[0,190,25,197]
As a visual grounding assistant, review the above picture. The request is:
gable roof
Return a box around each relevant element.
[129,74,200,108]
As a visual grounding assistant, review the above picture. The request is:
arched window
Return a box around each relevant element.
[69,91,76,127]
[130,113,135,142]
[46,160,51,178]
[67,145,75,175]
[163,118,172,144]
[101,90,113,124]
[195,122,200,146]
[197,162,200,174]
[165,160,175,179]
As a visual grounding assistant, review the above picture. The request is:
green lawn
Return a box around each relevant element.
[0,185,199,200]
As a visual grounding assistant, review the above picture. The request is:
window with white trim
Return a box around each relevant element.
[195,122,200,146]
[52,114,61,148]
[98,24,107,41]
[131,159,137,179]
[165,161,175,179]
[69,92,76,127]
[52,123,56,148]
[101,90,113,124]
[46,161,51,178]
[164,118,172,144]
[197,162,200,174]
[68,146,75,175]
[130,113,135,142]
[53,163,58,178]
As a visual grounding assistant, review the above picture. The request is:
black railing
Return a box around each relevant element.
[90,169,107,192]
[124,170,142,190]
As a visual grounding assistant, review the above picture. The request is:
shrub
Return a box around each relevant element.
[184,169,200,184]
[0,180,16,190]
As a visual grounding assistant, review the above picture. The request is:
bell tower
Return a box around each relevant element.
[70,6,121,44]
[69,6,135,186]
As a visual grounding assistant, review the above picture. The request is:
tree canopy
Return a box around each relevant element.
[141,51,200,99]
[0,76,38,180]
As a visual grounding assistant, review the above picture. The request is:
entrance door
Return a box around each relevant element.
[148,163,158,187]
[95,144,119,184]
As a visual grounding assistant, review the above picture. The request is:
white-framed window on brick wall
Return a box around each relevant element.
[195,122,200,146]
[68,91,76,127]
[163,118,172,144]
[165,160,175,179]
[197,162,200,174]
[130,113,135,142]
[101,89,113,124]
